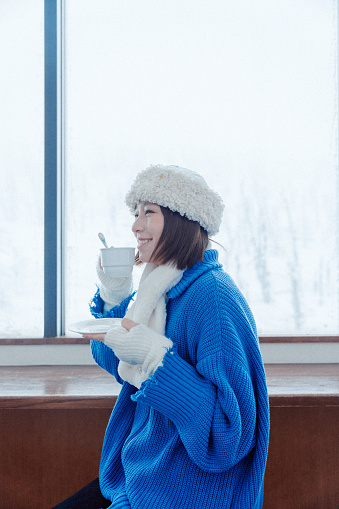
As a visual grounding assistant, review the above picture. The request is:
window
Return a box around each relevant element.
[1,0,338,341]
[64,0,338,335]
[0,0,44,337]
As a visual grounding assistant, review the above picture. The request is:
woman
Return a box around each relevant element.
[56,164,269,509]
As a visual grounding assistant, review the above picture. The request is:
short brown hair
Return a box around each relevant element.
[138,206,209,270]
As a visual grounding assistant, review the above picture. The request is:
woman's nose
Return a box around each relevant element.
[132,215,144,233]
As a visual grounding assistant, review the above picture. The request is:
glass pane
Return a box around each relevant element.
[64,0,338,335]
[0,1,44,337]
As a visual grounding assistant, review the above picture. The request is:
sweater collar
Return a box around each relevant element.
[168,249,222,298]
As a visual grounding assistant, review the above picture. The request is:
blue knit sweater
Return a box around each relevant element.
[90,250,270,508]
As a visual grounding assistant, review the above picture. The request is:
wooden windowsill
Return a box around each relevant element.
[1,336,339,345]
[0,337,91,345]
[0,364,338,410]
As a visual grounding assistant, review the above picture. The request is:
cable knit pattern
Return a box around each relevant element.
[90,250,269,509]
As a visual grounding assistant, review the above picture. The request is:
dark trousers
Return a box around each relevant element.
[51,478,111,509]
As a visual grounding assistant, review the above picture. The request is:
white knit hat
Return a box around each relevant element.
[125,164,224,236]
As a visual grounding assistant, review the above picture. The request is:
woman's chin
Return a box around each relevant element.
[138,245,154,263]
[138,251,151,264]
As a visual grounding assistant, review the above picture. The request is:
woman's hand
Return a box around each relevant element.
[105,323,173,374]
[121,317,138,331]
[82,333,106,342]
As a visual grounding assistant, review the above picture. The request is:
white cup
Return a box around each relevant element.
[100,247,135,277]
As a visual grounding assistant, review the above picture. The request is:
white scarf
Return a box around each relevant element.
[117,262,184,385]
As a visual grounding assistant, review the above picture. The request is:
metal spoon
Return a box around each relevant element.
[98,232,109,248]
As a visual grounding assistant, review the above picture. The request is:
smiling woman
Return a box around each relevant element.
[53,164,269,508]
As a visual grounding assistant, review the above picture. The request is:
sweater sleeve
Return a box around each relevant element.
[131,277,263,473]
[89,287,135,319]
[132,349,257,473]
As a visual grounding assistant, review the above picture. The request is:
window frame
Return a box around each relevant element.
[44,0,65,337]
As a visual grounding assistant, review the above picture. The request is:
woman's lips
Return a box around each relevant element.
[137,239,152,246]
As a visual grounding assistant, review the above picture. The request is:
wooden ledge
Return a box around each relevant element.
[0,365,120,409]
[0,364,338,410]
[264,364,339,407]
[1,336,339,345]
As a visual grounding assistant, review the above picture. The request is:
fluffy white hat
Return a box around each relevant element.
[125,164,224,236]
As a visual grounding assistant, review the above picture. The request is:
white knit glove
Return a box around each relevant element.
[104,324,173,378]
[96,257,133,309]
[118,361,149,389]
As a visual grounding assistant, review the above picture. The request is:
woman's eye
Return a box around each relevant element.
[145,209,154,215]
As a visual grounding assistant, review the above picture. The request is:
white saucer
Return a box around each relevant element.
[68,318,122,334]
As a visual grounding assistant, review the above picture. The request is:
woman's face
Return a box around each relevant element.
[132,201,164,264]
